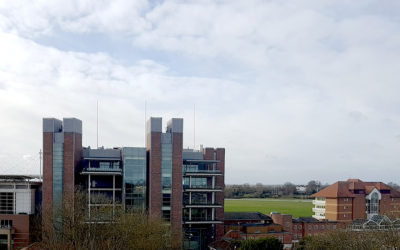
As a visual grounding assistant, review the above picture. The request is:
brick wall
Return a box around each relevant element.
[171,132,183,237]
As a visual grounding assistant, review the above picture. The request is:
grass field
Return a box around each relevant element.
[224,198,313,218]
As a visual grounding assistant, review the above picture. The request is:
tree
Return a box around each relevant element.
[282,182,296,196]
[298,229,400,250]
[388,182,400,192]
[306,180,321,195]
[240,237,283,250]
[38,188,175,250]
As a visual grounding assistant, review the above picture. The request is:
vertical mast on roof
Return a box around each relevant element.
[97,100,99,149]
[194,103,196,149]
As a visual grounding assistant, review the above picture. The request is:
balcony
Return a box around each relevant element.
[183,185,223,192]
[183,217,223,224]
[312,207,326,213]
[183,169,222,177]
[312,199,326,206]
[81,167,122,175]
[183,202,223,208]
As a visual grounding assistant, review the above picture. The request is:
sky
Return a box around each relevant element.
[0,0,400,185]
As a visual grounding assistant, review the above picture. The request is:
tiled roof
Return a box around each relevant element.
[312,179,400,198]
[224,212,272,221]
[312,181,355,198]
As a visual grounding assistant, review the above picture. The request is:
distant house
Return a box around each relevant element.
[312,179,400,222]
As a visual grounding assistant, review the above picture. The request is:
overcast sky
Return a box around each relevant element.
[0,0,399,184]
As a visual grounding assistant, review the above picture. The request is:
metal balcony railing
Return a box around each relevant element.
[183,185,222,190]
[84,167,122,172]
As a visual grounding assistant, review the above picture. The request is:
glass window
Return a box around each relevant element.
[0,193,14,214]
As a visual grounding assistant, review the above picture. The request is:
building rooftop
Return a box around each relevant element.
[0,175,41,183]
[312,179,400,198]
[224,212,273,222]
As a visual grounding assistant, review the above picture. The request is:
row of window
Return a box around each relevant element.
[0,192,14,214]
[0,220,12,228]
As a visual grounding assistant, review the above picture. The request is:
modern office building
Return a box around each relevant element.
[182,147,225,249]
[42,116,225,249]
[79,147,123,220]
[0,175,41,250]
[42,118,82,219]
[146,117,183,236]
[312,179,400,222]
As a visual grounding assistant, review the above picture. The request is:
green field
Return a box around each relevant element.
[224,198,313,218]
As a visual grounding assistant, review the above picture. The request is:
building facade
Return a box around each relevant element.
[42,118,82,220]
[42,116,225,249]
[0,175,41,250]
[312,179,400,222]
[182,148,225,249]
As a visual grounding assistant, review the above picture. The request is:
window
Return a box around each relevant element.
[0,192,14,214]
[0,220,12,228]
[344,214,348,218]
[344,206,347,210]
[162,210,171,221]
[308,225,312,230]
[293,225,297,230]
[321,225,325,230]
[285,222,290,228]
[298,234,302,239]
[299,225,302,230]
[333,225,337,229]
[294,234,297,239]
[344,198,348,202]
[314,225,318,230]
[279,236,283,242]
[367,192,380,215]
[327,225,330,230]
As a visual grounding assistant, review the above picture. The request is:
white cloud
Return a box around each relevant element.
[0,1,400,184]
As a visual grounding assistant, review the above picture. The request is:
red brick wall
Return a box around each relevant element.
[63,133,74,200]
[352,195,366,219]
[0,214,30,248]
[171,132,183,236]
[42,132,53,217]
[147,131,162,218]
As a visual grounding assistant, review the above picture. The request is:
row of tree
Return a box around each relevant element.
[225,181,400,199]
[225,180,326,199]
[298,229,400,249]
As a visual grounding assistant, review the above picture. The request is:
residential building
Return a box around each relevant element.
[0,175,41,250]
[312,179,400,222]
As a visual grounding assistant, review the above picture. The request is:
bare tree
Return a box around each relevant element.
[38,188,176,250]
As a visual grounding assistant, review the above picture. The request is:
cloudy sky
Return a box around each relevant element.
[0,0,399,184]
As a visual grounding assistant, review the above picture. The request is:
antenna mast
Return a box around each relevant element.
[145,100,147,145]
[97,100,99,149]
[193,104,196,149]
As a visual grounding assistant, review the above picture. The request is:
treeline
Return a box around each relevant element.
[225,181,400,199]
[225,180,327,199]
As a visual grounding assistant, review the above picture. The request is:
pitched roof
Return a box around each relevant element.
[224,212,272,221]
[312,181,355,198]
[312,179,400,198]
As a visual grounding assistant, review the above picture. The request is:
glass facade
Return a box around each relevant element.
[161,134,172,221]
[53,143,64,212]
[123,147,146,211]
